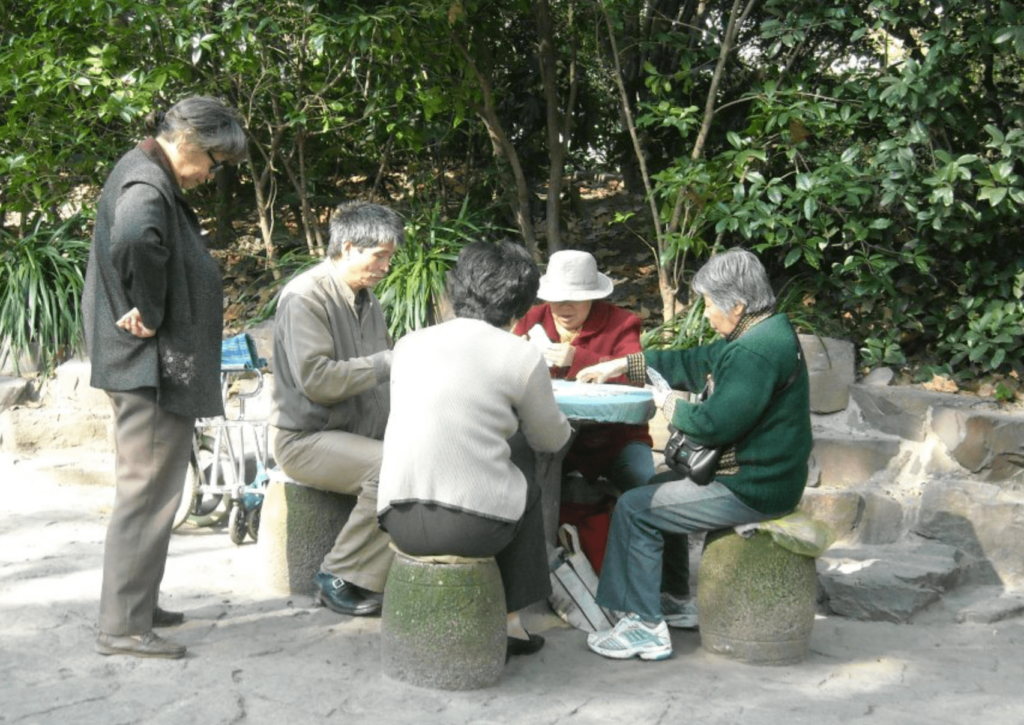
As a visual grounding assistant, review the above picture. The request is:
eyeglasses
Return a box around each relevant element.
[206,150,225,174]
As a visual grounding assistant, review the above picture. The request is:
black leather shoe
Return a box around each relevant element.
[507,633,545,661]
[96,631,186,659]
[153,607,185,627]
[314,572,382,616]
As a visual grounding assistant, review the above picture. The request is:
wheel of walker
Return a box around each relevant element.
[228,502,248,545]
[246,506,260,542]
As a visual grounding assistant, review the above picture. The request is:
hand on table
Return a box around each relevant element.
[116,307,155,338]
[576,358,627,384]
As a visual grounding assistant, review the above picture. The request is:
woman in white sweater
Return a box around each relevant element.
[378,240,572,658]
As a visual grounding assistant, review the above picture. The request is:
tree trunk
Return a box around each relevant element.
[534,0,578,256]
[451,32,539,259]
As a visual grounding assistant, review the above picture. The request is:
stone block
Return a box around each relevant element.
[256,476,355,595]
[817,541,964,623]
[930,407,1024,482]
[956,593,1024,624]
[698,529,818,665]
[0,338,40,376]
[848,385,982,442]
[381,552,507,690]
[1,406,111,454]
[914,479,1024,587]
[858,491,906,545]
[40,359,109,411]
[0,376,30,413]
[799,489,905,546]
[799,335,855,414]
[798,490,864,545]
[809,435,901,489]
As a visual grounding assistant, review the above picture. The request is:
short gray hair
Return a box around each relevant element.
[145,96,248,163]
[327,201,406,259]
[692,248,775,315]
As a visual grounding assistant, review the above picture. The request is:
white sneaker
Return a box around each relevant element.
[586,614,672,661]
[661,592,699,629]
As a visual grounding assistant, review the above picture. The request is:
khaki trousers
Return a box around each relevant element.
[99,390,194,635]
[272,427,394,592]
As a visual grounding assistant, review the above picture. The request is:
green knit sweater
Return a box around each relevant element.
[644,314,812,515]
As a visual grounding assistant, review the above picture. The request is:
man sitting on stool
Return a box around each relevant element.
[270,201,405,616]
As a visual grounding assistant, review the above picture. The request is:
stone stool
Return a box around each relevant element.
[381,549,507,690]
[256,471,354,595]
[697,527,818,665]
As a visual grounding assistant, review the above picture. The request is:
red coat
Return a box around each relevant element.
[514,301,653,482]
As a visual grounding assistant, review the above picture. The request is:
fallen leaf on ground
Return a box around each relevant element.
[922,374,958,393]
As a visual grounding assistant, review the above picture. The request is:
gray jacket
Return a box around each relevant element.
[81,139,224,418]
[270,260,391,438]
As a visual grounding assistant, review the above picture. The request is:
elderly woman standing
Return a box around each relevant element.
[82,97,247,659]
[378,241,572,658]
[576,249,811,661]
[512,250,655,493]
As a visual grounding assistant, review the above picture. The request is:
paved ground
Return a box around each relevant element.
[2,450,1023,725]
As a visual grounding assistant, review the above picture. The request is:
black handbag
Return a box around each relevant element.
[662,380,720,485]
[661,329,803,485]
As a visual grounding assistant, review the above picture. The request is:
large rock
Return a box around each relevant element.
[800,489,904,546]
[809,435,901,488]
[799,335,855,414]
[0,376,31,413]
[848,384,984,442]
[817,541,964,623]
[39,359,109,411]
[1,407,111,454]
[914,478,1024,587]
[930,406,1024,482]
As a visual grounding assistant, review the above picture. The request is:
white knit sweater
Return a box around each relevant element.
[378,317,571,522]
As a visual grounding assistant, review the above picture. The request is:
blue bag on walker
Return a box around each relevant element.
[221,333,266,371]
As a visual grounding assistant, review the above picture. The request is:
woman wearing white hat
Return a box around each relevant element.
[513,250,656,493]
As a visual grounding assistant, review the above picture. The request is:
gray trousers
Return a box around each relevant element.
[99,389,194,636]
[379,473,551,613]
[272,427,394,592]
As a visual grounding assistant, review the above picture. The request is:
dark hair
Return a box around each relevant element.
[448,240,540,327]
[144,96,247,163]
[326,201,406,259]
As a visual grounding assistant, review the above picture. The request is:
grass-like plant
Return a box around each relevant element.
[377,198,511,340]
[0,216,89,377]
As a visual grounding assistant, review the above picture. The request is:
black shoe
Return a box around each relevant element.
[506,633,545,661]
[314,572,382,616]
[153,607,185,627]
[96,631,186,659]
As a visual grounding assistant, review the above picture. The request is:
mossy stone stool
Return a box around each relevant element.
[697,527,817,665]
[256,471,354,595]
[381,549,507,690]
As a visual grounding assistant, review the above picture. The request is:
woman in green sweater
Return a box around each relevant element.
[576,249,812,661]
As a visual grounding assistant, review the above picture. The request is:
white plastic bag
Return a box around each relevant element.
[734,510,835,558]
[548,524,615,632]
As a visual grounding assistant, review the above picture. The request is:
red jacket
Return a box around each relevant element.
[514,301,653,482]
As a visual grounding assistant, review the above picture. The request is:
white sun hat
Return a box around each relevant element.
[536,250,614,301]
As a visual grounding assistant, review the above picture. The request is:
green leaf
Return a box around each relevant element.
[979,187,1008,206]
